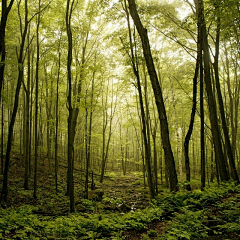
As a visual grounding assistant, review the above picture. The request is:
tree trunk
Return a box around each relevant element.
[184,58,199,191]
[0,0,15,102]
[84,93,89,198]
[29,50,34,178]
[1,93,3,175]
[169,77,183,183]
[120,122,126,175]
[213,15,239,182]
[66,0,75,213]
[123,0,156,197]
[128,0,178,192]
[223,42,239,161]
[183,0,203,191]
[23,27,31,190]
[84,63,96,198]
[33,0,41,199]
[1,0,28,202]
[200,49,205,190]
[100,79,116,183]
[55,36,61,193]
[199,0,229,181]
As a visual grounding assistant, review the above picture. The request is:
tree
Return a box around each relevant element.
[127,0,178,192]
[33,0,41,199]
[0,0,15,176]
[212,2,239,182]
[84,55,97,198]
[99,77,117,183]
[1,0,31,201]
[66,0,76,213]
[54,32,62,193]
[121,0,156,198]
[0,0,15,102]
[23,23,32,190]
[199,0,229,181]
[183,0,201,190]
[169,77,183,184]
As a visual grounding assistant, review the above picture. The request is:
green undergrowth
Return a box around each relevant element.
[158,181,240,239]
[0,181,240,239]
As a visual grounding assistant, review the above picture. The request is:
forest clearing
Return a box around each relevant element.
[1,0,240,239]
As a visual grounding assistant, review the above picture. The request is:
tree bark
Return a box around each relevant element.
[0,0,15,102]
[199,0,229,181]
[122,0,156,197]
[169,77,183,184]
[66,0,75,213]
[213,15,239,182]
[55,35,61,193]
[23,26,31,190]
[128,0,178,192]
[100,79,116,183]
[183,0,203,191]
[200,49,205,190]
[1,0,28,202]
[33,0,41,199]
[84,61,96,198]
[120,122,126,175]
[223,42,240,162]
[1,91,3,175]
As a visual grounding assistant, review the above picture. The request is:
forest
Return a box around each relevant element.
[0,0,240,239]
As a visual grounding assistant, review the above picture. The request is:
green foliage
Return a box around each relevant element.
[81,199,97,212]
[0,205,45,239]
[106,172,117,180]
[132,179,142,185]
[102,197,123,206]
[157,182,240,239]
[0,182,240,239]
[163,208,210,239]
[147,229,158,237]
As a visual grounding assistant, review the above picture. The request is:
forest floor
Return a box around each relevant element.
[0,153,240,239]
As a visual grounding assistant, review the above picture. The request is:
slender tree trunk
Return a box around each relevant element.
[23,29,31,190]
[151,101,158,193]
[66,0,75,213]
[209,139,214,183]
[169,77,183,183]
[183,0,202,191]
[55,38,61,193]
[45,76,51,167]
[1,94,3,175]
[123,0,156,197]
[128,0,178,192]
[125,127,129,174]
[0,0,15,102]
[84,96,89,199]
[29,50,34,178]
[194,0,206,190]
[120,122,126,175]
[100,80,116,183]
[200,0,229,181]
[128,99,145,184]
[200,49,205,190]
[66,0,86,212]
[213,16,239,182]
[184,57,199,191]
[33,0,41,199]
[84,64,96,198]
[1,0,28,202]
[159,142,163,184]
[223,42,240,161]
[100,85,107,183]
